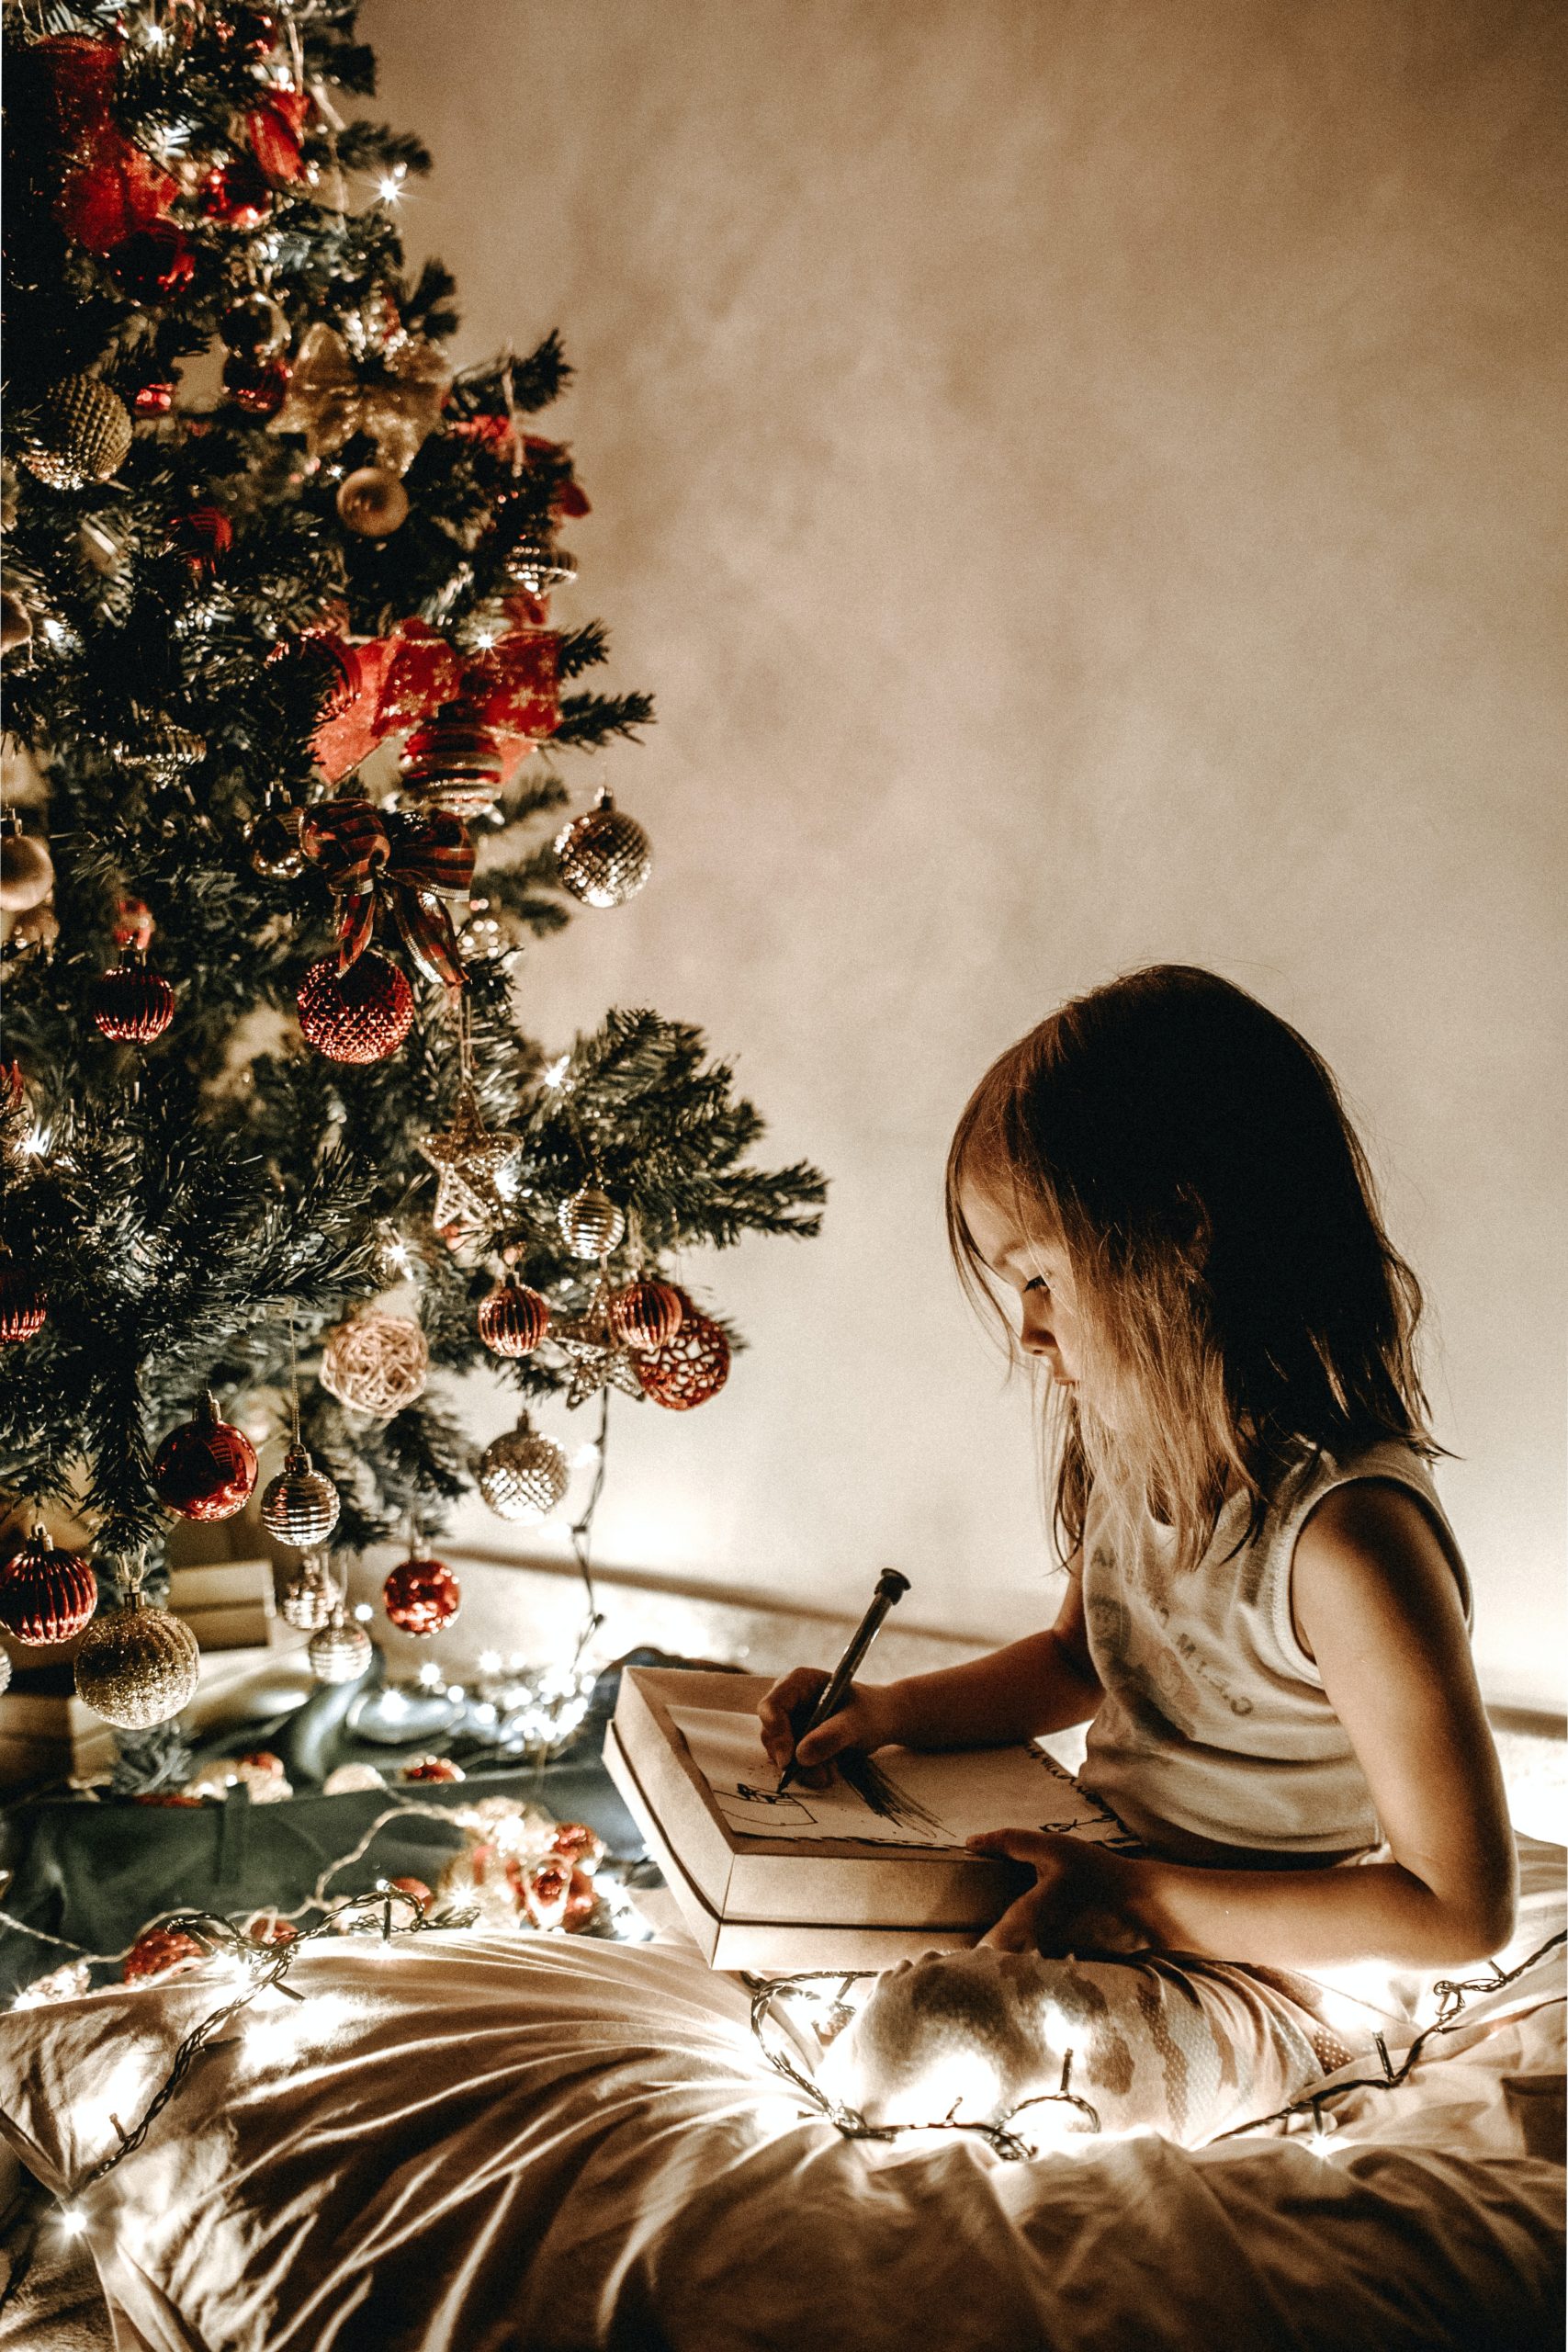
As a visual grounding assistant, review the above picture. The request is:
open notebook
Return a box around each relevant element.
[605,1666,1133,1968]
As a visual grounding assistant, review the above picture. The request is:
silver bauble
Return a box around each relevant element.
[553,790,650,910]
[309,1610,372,1685]
[279,1556,335,1632]
[557,1184,625,1260]
[478,1418,570,1522]
[74,1594,200,1730]
[260,1443,341,1549]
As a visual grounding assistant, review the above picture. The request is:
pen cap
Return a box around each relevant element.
[874,1569,910,1605]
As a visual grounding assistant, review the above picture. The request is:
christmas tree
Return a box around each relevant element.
[0,0,823,1737]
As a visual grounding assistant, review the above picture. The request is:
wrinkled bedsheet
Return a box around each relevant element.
[0,1846,1560,2352]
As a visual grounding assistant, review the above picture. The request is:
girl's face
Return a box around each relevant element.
[960,1181,1086,1393]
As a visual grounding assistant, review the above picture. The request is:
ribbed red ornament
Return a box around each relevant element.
[381,1554,461,1636]
[399,696,503,817]
[165,503,233,571]
[0,1262,47,1344]
[93,959,176,1043]
[122,1926,207,1984]
[607,1276,684,1354]
[297,952,414,1064]
[0,1528,97,1645]
[221,352,290,416]
[477,1278,550,1358]
[152,1392,258,1521]
[636,1293,732,1410]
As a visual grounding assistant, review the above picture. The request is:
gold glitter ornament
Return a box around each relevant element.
[260,1443,341,1549]
[553,788,651,910]
[23,374,133,491]
[478,1416,570,1522]
[74,1591,200,1730]
[557,1184,625,1260]
[319,1312,429,1418]
[308,1606,372,1685]
[279,1554,336,1631]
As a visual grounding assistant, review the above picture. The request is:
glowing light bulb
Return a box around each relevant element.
[540,1056,570,1091]
[478,1651,502,1675]
[376,166,407,203]
[59,2205,87,2236]
[354,1603,374,1622]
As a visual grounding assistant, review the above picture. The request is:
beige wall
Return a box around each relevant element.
[366,0,1566,1710]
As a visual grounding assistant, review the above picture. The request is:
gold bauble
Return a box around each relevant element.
[336,465,409,537]
[260,1444,341,1549]
[557,1184,625,1261]
[478,1417,570,1522]
[319,1312,429,1418]
[553,790,650,910]
[0,825,53,912]
[279,1555,335,1632]
[23,374,133,492]
[0,591,32,658]
[309,1609,372,1685]
[73,1594,200,1730]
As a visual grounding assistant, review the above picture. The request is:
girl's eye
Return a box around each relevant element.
[1024,1276,1050,1295]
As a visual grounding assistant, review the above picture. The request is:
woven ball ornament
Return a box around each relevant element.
[152,1392,258,1521]
[0,1530,96,1645]
[319,1311,429,1418]
[399,696,502,817]
[279,1556,335,1631]
[74,1594,200,1728]
[477,1278,550,1358]
[122,1926,208,1985]
[260,1443,340,1549]
[0,1261,47,1344]
[298,951,414,1064]
[0,825,54,912]
[308,1609,372,1686]
[553,789,651,910]
[636,1295,732,1411]
[558,1184,626,1261]
[608,1276,684,1354]
[92,958,177,1044]
[22,374,133,491]
[478,1418,570,1523]
[382,1554,461,1636]
[337,465,409,537]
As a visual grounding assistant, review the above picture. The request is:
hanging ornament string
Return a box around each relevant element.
[568,1387,610,1661]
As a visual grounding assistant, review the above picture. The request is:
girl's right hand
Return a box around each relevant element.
[757,1668,897,1786]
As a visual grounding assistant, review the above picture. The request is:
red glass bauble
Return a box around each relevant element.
[122,1926,207,1984]
[607,1276,683,1354]
[563,1866,597,1933]
[112,896,155,953]
[400,1756,463,1783]
[152,1393,258,1521]
[381,1555,461,1637]
[248,1915,297,1945]
[92,960,175,1043]
[635,1293,731,1410]
[476,1278,549,1358]
[113,222,195,303]
[165,503,232,571]
[0,1262,47,1344]
[133,379,175,419]
[298,952,414,1065]
[387,1875,433,1910]
[221,353,290,417]
[0,1529,96,1645]
[197,153,271,228]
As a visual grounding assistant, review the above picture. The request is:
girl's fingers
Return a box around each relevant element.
[794,1710,861,1767]
[966,1826,1055,1867]
[758,1668,829,1763]
[978,1892,1040,1951]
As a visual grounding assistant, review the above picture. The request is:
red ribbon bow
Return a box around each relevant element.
[299,801,474,991]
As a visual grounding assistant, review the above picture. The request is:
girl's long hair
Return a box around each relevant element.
[945,966,1436,1572]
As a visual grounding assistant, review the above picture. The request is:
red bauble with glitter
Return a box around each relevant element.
[635,1293,731,1410]
[197,153,272,229]
[93,958,175,1043]
[152,1393,258,1521]
[0,1261,47,1344]
[122,1926,207,1984]
[477,1278,549,1358]
[222,353,290,418]
[382,1555,461,1637]
[401,1756,463,1784]
[607,1276,683,1354]
[165,503,232,572]
[0,1529,96,1645]
[113,222,195,304]
[298,952,414,1064]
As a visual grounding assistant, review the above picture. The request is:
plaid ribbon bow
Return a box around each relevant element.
[300,801,474,990]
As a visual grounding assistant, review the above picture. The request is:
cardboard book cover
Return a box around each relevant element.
[605,1664,1131,1969]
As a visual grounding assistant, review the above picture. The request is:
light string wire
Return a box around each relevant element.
[744,1925,1567,2165]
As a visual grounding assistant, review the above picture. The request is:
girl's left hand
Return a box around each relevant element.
[968,1827,1148,1956]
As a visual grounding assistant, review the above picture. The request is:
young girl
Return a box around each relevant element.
[759,967,1516,2133]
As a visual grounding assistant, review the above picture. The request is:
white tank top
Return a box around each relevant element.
[1076,1438,1471,1856]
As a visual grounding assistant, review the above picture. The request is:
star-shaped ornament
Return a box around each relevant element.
[552,1283,645,1409]
[417,1085,523,1233]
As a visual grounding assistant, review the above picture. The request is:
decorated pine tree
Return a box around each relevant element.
[0,0,823,1739]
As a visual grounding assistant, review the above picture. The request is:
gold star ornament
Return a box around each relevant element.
[417,1085,523,1232]
[552,1280,645,1408]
